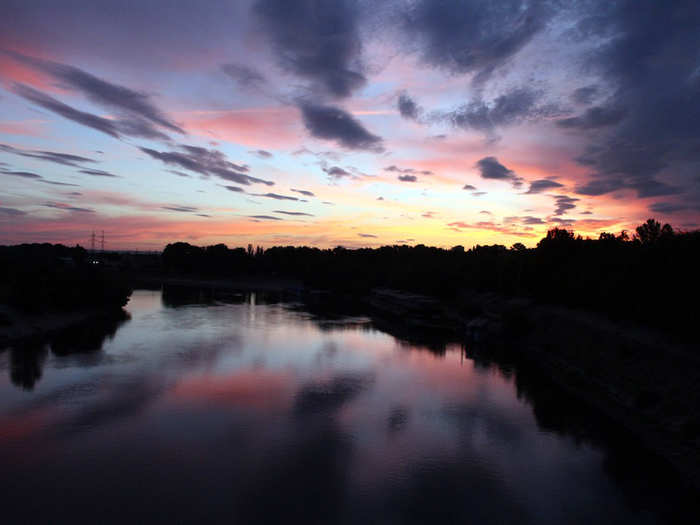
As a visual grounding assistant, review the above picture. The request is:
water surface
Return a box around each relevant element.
[0,289,693,523]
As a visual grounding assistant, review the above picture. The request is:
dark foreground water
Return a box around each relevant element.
[0,289,695,524]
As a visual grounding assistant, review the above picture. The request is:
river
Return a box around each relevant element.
[0,289,694,523]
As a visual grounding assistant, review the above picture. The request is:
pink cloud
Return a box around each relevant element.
[179,107,302,149]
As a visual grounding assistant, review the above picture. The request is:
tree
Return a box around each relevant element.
[635,218,672,244]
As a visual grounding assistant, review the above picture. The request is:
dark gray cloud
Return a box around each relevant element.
[475,157,523,188]
[358,233,377,238]
[254,0,365,98]
[575,178,625,196]
[323,166,352,179]
[251,192,299,201]
[525,179,564,194]
[12,83,170,140]
[568,1,700,203]
[225,185,245,193]
[12,83,120,138]
[167,170,192,178]
[291,188,315,197]
[402,0,551,83]
[1,169,41,179]
[250,149,273,159]
[222,63,267,89]
[0,206,26,216]
[39,180,79,187]
[385,165,433,175]
[299,102,383,151]
[140,145,273,186]
[552,195,579,215]
[0,143,96,167]
[447,88,553,133]
[649,202,690,214]
[9,52,183,134]
[44,202,94,213]
[274,210,314,216]
[557,105,627,130]
[571,85,599,105]
[79,169,119,178]
[250,215,283,221]
[162,206,199,213]
[398,91,420,120]
[398,174,417,182]
[463,184,477,190]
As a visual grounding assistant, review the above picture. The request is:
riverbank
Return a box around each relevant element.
[0,305,128,349]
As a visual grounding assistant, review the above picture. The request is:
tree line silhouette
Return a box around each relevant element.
[0,243,131,313]
[161,219,699,338]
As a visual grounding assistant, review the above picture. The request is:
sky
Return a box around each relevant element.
[1,0,699,250]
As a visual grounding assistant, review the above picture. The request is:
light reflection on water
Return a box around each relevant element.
[0,289,693,524]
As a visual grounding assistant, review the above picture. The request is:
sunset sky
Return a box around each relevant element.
[1,0,699,250]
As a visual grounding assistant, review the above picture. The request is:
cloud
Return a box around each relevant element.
[649,202,690,214]
[571,85,599,105]
[552,195,579,215]
[525,179,564,194]
[358,233,377,238]
[139,145,274,186]
[12,83,172,140]
[398,174,417,182]
[384,165,433,175]
[162,206,200,213]
[402,0,551,83]
[566,1,700,202]
[78,169,119,178]
[0,143,97,167]
[323,166,352,179]
[225,185,245,193]
[290,188,315,197]
[574,176,680,198]
[274,210,314,216]
[0,206,26,216]
[1,169,41,179]
[398,91,420,120]
[250,149,273,159]
[505,215,545,225]
[39,180,79,187]
[9,52,183,134]
[254,0,365,98]
[250,215,283,221]
[250,192,299,201]
[44,202,94,213]
[575,178,625,196]
[475,157,523,188]
[450,88,543,131]
[557,105,627,129]
[299,102,383,151]
[167,170,192,178]
[446,220,537,237]
[221,63,267,89]
[462,184,477,190]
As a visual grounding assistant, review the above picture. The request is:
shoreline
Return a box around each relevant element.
[0,306,128,349]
